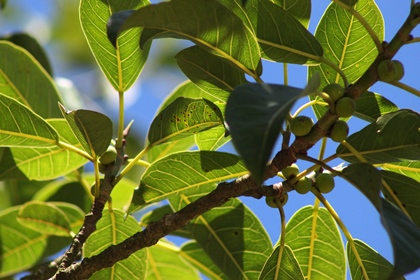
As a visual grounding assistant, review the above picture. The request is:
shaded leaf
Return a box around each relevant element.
[225,75,319,182]
[259,244,304,280]
[273,0,311,28]
[285,206,346,279]
[81,0,150,91]
[0,206,47,277]
[354,91,399,122]
[170,198,272,280]
[147,97,224,146]
[108,0,261,77]
[17,201,72,237]
[130,151,247,213]
[175,46,247,101]
[0,93,59,147]
[245,0,322,64]
[309,0,384,119]
[0,42,62,118]
[337,110,420,164]
[180,241,226,280]
[347,239,403,280]
[84,209,146,279]
[59,104,113,158]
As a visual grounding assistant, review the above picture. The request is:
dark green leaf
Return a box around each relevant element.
[354,91,399,122]
[0,0,6,10]
[0,93,59,147]
[225,75,319,182]
[308,0,384,119]
[285,206,346,279]
[347,239,403,280]
[81,0,150,91]
[259,245,304,280]
[245,0,322,64]
[129,151,247,213]
[273,0,311,28]
[147,97,224,146]
[108,0,261,77]
[175,46,247,101]
[337,110,420,164]
[59,104,113,158]
[0,41,62,118]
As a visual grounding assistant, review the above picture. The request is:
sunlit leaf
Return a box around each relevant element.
[259,244,304,280]
[308,0,384,119]
[129,151,247,213]
[347,239,402,280]
[147,98,224,146]
[52,202,85,235]
[0,41,62,118]
[195,126,230,151]
[107,0,262,77]
[285,206,346,279]
[80,0,150,91]
[381,161,420,183]
[0,93,59,147]
[59,104,113,158]
[273,0,311,28]
[354,91,399,122]
[84,209,146,279]
[337,110,420,164]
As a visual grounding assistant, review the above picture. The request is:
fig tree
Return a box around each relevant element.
[330,120,349,142]
[323,83,345,102]
[295,177,312,194]
[265,193,289,208]
[99,145,117,165]
[335,97,356,118]
[378,60,405,82]
[315,173,335,194]
[282,163,299,179]
[290,116,314,136]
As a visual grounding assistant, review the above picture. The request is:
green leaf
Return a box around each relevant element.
[225,75,319,182]
[0,93,59,147]
[337,110,420,164]
[347,239,403,280]
[354,91,399,122]
[273,0,311,28]
[308,0,384,119]
[52,202,85,234]
[0,119,88,180]
[84,209,146,279]
[0,206,47,277]
[129,151,247,213]
[381,198,420,278]
[259,245,304,280]
[245,0,322,64]
[381,161,420,182]
[175,46,247,101]
[3,33,53,75]
[170,198,272,280]
[180,241,226,280]
[80,0,150,91]
[195,126,230,151]
[147,97,224,146]
[341,163,382,211]
[108,0,261,77]
[285,206,346,279]
[381,170,420,227]
[59,104,113,158]
[17,201,72,237]
[0,41,62,118]
[145,241,200,280]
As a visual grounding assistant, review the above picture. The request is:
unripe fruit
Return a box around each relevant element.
[335,97,356,118]
[295,177,312,194]
[99,145,117,165]
[377,60,405,82]
[339,0,358,6]
[265,193,289,208]
[323,83,345,102]
[290,116,314,136]
[329,120,349,142]
[315,173,335,194]
[282,163,299,179]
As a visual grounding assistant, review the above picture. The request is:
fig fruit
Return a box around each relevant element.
[99,145,117,165]
[335,97,356,118]
[295,177,312,194]
[265,193,289,208]
[315,173,335,194]
[291,116,314,136]
[330,120,349,142]
[378,60,405,82]
[282,163,299,179]
[323,83,345,102]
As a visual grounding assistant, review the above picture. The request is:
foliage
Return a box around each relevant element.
[0,0,420,279]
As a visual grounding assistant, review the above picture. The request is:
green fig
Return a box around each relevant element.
[282,163,299,179]
[330,120,349,142]
[291,116,314,136]
[265,193,289,208]
[315,173,335,194]
[323,83,345,102]
[295,177,312,194]
[99,145,117,165]
[378,60,405,82]
[335,97,356,118]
